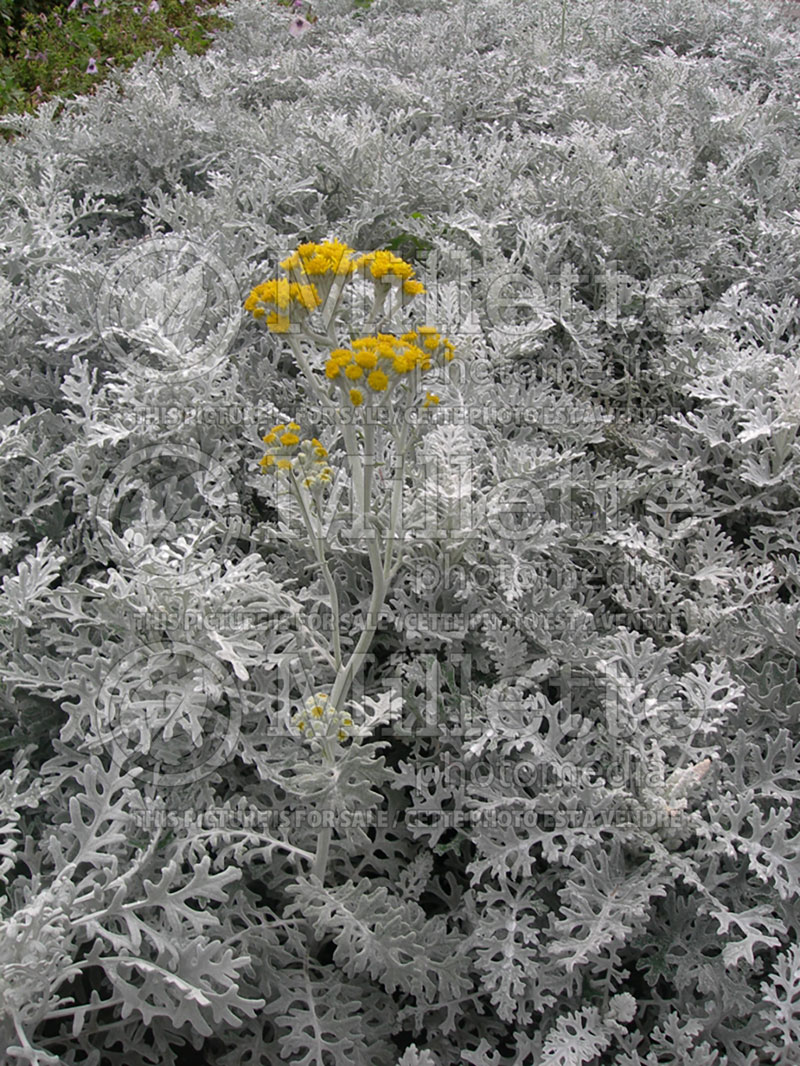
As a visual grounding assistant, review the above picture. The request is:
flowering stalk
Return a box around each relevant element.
[289,475,343,671]
[286,335,336,407]
[246,240,455,885]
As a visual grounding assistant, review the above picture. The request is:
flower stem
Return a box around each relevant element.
[311,821,332,882]
[291,477,343,671]
[383,422,409,583]
[288,335,335,406]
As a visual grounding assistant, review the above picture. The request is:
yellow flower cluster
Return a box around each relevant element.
[280,238,358,279]
[354,249,426,297]
[260,422,333,488]
[245,241,455,416]
[243,279,321,333]
[292,693,353,743]
[323,328,454,408]
[280,240,425,296]
[245,240,427,333]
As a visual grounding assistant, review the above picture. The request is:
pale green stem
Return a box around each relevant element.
[373,280,404,331]
[328,415,414,714]
[332,418,409,712]
[360,418,389,592]
[362,417,378,526]
[383,429,408,583]
[329,561,387,714]
[339,419,367,519]
[363,284,389,333]
[301,329,338,349]
[288,335,336,407]
[306,411,371,888]
[309,429,394,887]
[319,273,351,336]
[291,323,418,887]
[290,476,343,672]
[311,818,332,883]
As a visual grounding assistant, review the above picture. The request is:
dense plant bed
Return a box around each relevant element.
[1,0,800,1063]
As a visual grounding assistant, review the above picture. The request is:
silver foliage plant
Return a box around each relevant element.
[1,0,800,1061]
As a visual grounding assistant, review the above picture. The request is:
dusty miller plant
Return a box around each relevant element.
[1,0,800,1062]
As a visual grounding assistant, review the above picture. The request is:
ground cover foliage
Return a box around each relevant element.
[1,0,800,1061]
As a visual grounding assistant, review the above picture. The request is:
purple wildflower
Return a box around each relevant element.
[86,57,98,74]
[68,0,78,8]
[148,0,159,11]
[289,15,310,36]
